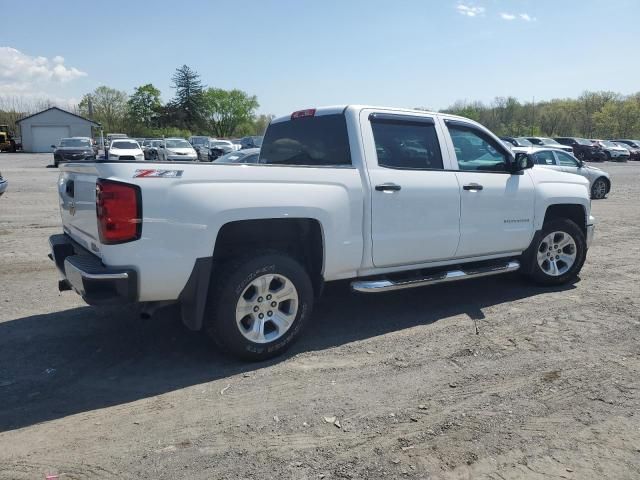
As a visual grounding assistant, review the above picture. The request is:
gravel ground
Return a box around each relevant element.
[1,153,639,480]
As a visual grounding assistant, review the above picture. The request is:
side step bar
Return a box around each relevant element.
[351,260,520,293]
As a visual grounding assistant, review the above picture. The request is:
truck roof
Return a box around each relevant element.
[270,105,471,125]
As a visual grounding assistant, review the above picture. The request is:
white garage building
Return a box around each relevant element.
[17,107,99,153]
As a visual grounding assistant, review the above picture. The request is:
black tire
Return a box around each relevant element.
[523,218,587,286]
[591,178,608,200]
[205,252,314,361]
[605,151,611,161]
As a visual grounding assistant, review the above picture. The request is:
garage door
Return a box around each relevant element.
[31,126,71,152]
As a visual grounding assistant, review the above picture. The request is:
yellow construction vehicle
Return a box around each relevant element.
[0,125,21,152]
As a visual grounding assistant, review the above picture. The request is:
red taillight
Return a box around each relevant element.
[96,179,142,244]
[291,108,316,119]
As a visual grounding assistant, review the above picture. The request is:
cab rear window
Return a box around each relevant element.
[259,114,351,166]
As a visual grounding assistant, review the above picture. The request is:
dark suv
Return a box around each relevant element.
[555,137,606,162]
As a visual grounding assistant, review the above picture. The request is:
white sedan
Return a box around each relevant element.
[107,139,144,161]
[157,138,198,161]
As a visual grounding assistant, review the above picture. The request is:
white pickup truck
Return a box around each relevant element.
[50,106,595,360]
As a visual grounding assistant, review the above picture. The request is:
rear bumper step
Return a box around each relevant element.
[49,233,137,305]
[351,260,520,293]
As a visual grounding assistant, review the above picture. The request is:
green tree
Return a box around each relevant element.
[203,88,259,138]
[127,84,162,127]
[170,65,205,131]
[79,86,128,132]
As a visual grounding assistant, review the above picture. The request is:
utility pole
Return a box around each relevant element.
[531,96,535,136]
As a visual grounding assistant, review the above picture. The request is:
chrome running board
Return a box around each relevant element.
[351,260,520,293]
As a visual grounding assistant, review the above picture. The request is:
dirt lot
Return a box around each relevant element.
[0,153,639,480]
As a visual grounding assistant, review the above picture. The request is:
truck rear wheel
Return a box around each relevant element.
[524,219,587,286]
[205,252,314,361]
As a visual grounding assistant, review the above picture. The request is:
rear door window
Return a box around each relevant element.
[370,115,443,170]
[259,114,351,166]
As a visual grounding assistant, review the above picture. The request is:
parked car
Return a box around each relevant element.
[107,139,144,161]
[611,139,640,149]
[524,147,611,199]
[213,148,261,164]
[0,171,7,197]
[142,139,163,160]
[206,140,236,161]
[591,140,630,161]
[52,137,97,167]
[500,137,533,148]
[104,133,128,157]
[189,136,210,149]
[525,137,573,153]
[49,105,595,360]
[554,137,606,162]
[157,138,198,161]
[614,142,640,161]
[240,135,263,149]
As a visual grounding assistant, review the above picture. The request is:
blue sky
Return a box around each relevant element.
[1,0,639,115]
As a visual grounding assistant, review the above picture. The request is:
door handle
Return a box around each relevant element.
[375,183,402,192]
[463,183,483,191]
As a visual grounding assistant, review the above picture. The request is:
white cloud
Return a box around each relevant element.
[519,13,536,22]
[456,3,485,17]
[0,47,87,84]
[499,12,537,22]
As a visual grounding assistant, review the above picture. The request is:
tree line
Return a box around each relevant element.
[440,91,640,139]
[77,65,272,138]
[2,82,640,141]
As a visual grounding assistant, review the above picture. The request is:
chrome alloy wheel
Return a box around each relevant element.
[536,231,577,277]
[592,179,607,199]
[235,274,299,344]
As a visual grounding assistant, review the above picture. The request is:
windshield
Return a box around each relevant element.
[601,141,617,148]
[60,138,91,148]
[575,138,591,145]
[190,137,208,146]
[166,139,191,148]
[211,141,230,146]
[514,137,533,146]
[541,137,561,145]
[112,141,139,149]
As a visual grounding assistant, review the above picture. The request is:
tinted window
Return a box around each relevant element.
[555,151,579,167]
[112,141,138,149]
[260,114,351,166]
[60,138,91,148]
[448,124,509,172]
[370,118,443,170]
[533,151,556,165]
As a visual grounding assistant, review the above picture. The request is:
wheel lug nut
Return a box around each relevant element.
[271,301,277,307]
[253,306,259,312]
[267,311,273,317]
[258,313,264,319]
[556,255,559,259]
[257,297,263,302]
[266,294,272,300]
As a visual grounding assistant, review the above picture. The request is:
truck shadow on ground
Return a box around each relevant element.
[0,274,576,432]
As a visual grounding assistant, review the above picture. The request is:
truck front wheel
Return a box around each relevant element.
[205,253,314,361]
[524,219,587,286]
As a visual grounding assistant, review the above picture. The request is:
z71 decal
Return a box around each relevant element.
[133,169,184,178]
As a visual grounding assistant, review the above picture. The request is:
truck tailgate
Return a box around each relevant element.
[58,163,102,255]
